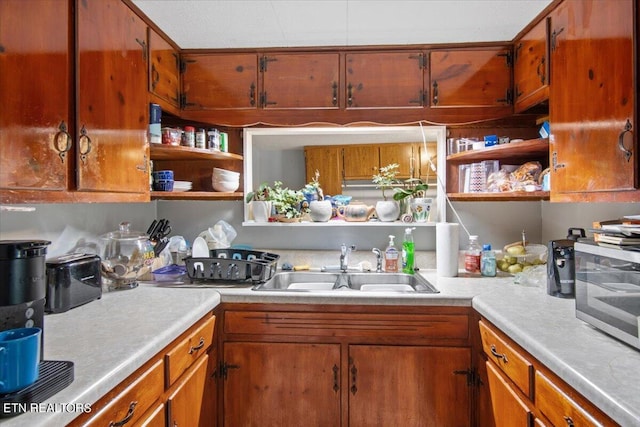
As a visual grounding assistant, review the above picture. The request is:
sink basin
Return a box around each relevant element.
[252,271,438,293]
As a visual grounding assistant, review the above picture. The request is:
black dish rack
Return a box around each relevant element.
[184,249,279,283]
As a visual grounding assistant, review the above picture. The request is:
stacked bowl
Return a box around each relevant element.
[212,168,240,192]
[152,170,174,191]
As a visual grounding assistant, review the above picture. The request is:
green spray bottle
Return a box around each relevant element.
[402,227,416,274]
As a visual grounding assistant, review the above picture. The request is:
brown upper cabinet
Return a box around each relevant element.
[513,17,549,113]
[305,146,343,196]
[260,53,340,109]
[345,51,426,108]
[429,47,513,109]
[548,0,638,202]
[0,0,150,204]
[181,53,259,110]
[149,28,181,114]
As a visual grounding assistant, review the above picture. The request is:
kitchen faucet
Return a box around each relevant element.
[372,248,383,272]
[340,244,356,272]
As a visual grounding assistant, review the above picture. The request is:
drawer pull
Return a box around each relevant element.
[490,344,509,363]
[563,416,575,427]
[189,337,205,354]
[109,401,137,427]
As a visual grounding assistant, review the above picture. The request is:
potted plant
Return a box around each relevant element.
[302,169,324,202]
[272,181,305,222]
[393,178,432,222]
[304,171,333,222]
[372,163,401,222]
[245,182,274,223]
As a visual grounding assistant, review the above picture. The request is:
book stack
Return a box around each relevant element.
[592,216,640,249]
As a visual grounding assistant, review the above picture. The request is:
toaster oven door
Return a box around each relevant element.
[575,248,640,349]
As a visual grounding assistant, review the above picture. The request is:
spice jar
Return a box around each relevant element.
[182,126,195,148]
[195,128,206,149]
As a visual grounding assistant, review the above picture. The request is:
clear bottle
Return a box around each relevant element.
[481,244,497,277]
[384,235,399,272]
[464,235,482,273]
[402,227,415,274]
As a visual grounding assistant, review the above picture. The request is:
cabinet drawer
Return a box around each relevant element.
[535,371,605,427]
[479,320,533,398]
[165,315,215,386]
[485,361,533,426]
[85,359,164,427]
[134,402,165,427]
[225,310,469,339]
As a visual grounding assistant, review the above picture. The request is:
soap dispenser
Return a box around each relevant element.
[384,235,399,272]
[402,227,416,274]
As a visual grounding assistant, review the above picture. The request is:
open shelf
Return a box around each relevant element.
[151,191,243,201]
[150,144,243,161]
[242,220,436,227]
[446,138,548,164]
[447,191,550,201]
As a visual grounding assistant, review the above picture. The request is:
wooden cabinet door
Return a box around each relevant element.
[342,145,380,180]
[182,53,258,110]
[261,53,339,109]
[76,0,149,194]
[514,17,549,113]
[305,146,343,196]
[485,361,534,427]
[348,345,472,427]
[345,51,425,108]
[549,0,637,201]
[379,143,417,179]
[223,342,341,427]
[0,0,72,193]
[429,48,512,108]
[149,28,180,111]
[166,354,209,427]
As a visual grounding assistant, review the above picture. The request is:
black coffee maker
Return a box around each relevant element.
[547,228,585,298]
[0,240,50,357]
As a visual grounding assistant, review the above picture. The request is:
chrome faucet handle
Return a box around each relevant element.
[372,248,383,272]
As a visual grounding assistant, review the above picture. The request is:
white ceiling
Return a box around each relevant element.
[133,0,554,49]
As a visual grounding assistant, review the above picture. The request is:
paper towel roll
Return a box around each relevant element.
[437,222,459,277]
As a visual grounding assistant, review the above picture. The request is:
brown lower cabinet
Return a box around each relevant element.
[68,313,215,427]
[477,317,618,427]
[219,304,473,427]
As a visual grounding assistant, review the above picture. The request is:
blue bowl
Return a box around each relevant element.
[153,179,174,191]
[153,170,174,181]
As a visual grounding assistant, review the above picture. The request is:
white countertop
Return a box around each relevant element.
[0,286,220,427]
[2,269,638,426]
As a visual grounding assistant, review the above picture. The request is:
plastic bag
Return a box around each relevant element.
[199,220,237,249]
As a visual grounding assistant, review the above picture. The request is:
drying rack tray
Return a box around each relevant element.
[185,249,279,283]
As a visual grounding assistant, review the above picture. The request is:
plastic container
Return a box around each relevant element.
[384,235,399,273]
[464,235,481,273]
[401,227,415,274]
[481,244,496,277]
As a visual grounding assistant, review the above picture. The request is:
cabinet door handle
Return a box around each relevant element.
[350,363,358,395]
[563,416,575,427]
[189,337,205,354]
[332,364,339,392]
[618,119,633,162]
[249,83,256,107]
[332,82,338,106]
[347,83,354,107]
[490,344,508,363]
[78,125,92,165]
[432,81,439,105]
[54,121,72,163]
[151,64,160,91]
[537,56,546,84]
[109,401,137,427]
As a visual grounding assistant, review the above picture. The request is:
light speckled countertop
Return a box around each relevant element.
[2,261,639,426]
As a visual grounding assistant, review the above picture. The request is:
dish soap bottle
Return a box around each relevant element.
[384,235,399,272]
[402,227,415,274]
[481,244,497,277]
[464,235,481,273]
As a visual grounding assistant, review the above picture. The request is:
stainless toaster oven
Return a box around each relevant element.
[575,241,640,350]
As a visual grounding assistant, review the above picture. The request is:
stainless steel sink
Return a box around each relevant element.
[252,271,439,293]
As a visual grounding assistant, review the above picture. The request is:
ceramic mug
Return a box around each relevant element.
[0,327,41,393]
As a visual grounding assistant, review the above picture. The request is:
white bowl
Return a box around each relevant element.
[212,179,240,192]
[213,167,240,179]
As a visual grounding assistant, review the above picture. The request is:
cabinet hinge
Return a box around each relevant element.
[180,93,195,109]
[409,53,426,69]
[514,43,523,62]
[220,362,240,380]
[497,50,513,67]
[552,151,566,172]
[180,58,196,74]
[453,368,481,387]
[496,88,513,105]
[259,56,278,72]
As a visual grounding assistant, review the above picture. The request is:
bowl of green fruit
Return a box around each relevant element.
[497,242,548,275]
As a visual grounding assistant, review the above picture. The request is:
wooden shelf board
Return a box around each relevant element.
[150,144,243,161]
[446,138,549,163]
[447,191,550,201]
[151,191,243,201]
